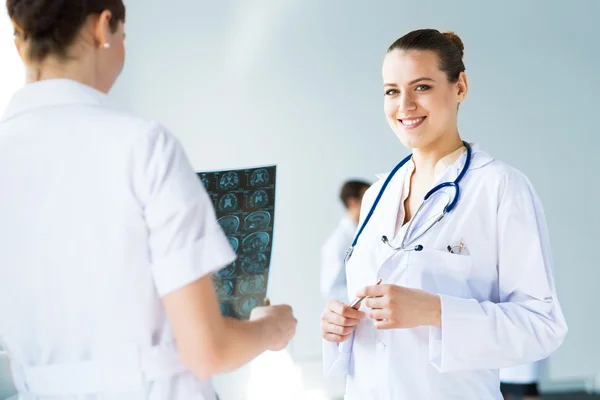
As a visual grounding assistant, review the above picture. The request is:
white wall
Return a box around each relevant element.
[2,0,599,398]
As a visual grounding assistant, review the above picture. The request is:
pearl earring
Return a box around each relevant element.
[103,43,110,49]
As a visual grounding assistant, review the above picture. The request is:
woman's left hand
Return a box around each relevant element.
[356,284,442,330]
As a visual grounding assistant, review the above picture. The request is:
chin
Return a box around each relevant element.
[394,129,433,150]
[388,119,429,149]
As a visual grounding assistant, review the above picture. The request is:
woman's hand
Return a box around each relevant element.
[356,284,442,329]
[321,300,366,343]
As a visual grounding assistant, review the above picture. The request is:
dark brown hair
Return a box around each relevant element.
[340,180,370,208]
[6,0,126,62]
[388,29,465,83]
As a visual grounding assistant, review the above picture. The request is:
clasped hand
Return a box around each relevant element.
[321,284,442,342]
[357,284,442,329]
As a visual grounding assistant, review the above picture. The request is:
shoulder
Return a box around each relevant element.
[87,105,177,146]
[323,217,355,246]
[91,107,185,163]
[469,148,541,206]
[357,178,385,222]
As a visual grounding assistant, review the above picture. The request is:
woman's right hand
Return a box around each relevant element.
[321,300,366,343]
[250,304,297,351]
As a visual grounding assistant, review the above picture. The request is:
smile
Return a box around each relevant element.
[399,117,426,129]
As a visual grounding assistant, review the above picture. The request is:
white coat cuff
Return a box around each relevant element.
[151,228,237,297]
[428,294,480,372]
[322,335,353,376]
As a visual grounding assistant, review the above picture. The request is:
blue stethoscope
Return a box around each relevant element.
[344,141,472,264]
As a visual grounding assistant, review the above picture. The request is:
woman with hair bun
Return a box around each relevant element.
[320,28,567,399]
[0,1,296,398]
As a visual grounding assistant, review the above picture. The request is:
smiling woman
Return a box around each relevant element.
[0,12,24,112]
[320,28,567,400]
[382,30,466,152]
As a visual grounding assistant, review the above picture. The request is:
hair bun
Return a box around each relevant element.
[7,0,68,37]
[443,31,464,57]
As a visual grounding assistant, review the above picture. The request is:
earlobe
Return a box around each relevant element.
[93,10,113,49]
[457,72,468,101]
[14,40,23,61]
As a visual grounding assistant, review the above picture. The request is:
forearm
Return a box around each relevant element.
[213,317,271,374]
[422,293,442,328]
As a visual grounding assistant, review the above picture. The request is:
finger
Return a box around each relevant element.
[329,301,366,320]
[323,322,355,336]
[323,311,362,327]
[374,319,396,330]
[364,297,388,309]
[323,333,351,343]
[275,304,292,313]
[355,284,391,298]
[368,308,390,321]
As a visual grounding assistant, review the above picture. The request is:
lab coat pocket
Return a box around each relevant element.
[407,249,473,298]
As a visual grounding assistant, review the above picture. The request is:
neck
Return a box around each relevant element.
[25,55,99,91]
[411,131,464,174]
[346,210,359,225]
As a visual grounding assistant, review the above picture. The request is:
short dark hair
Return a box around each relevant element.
[340,180,370,208]
[387,29,465,83]
[6,0,126,62]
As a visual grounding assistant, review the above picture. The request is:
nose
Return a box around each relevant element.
[398,91,417,114]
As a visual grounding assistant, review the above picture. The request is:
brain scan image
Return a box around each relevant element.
[197,166,276,319]
[250,168,270,187]
[218,171,240,190]
[244,211,271,231]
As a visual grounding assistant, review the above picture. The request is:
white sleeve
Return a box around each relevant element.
[428,169,568,372]
[131,124,236,297]
[322,336,354,376]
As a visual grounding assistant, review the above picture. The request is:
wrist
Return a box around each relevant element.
[426,294,442,328]
[253,316,275,350]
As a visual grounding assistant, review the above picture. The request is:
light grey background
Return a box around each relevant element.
[1,0,599,398]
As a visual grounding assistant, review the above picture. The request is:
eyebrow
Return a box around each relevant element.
[384,77,436,87]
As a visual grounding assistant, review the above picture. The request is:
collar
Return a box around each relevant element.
[375,143,494,182]
[340,214,358,231]
[1,79,115,122]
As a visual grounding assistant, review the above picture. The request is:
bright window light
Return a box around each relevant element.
[245,350,332,400]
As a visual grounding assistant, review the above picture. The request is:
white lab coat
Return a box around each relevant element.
[0,79,236,399]
[500,360,542,384]
[322,144,568,400]
[320,215,357,303]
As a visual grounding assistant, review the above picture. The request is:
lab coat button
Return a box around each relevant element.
[376,341,386,352]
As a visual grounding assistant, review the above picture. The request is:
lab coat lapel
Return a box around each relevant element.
[370,145,494,272]
[371,167,409,270]
[375,157,459,270]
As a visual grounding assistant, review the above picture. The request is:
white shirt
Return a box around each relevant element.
[0,79,236,399]
[320,215,357,303]
[323,144,568,400]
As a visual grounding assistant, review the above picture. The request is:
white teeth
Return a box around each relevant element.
[401,118,424,126]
